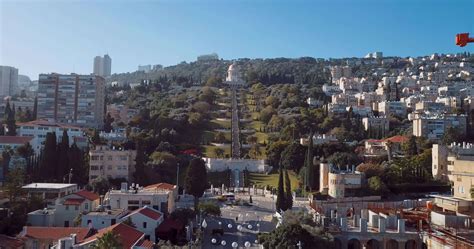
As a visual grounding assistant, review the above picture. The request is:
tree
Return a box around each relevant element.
[327,152,360,169]
[368,176,389,196]
[403,135,418,156]
[133,140,148,185]
[266,140,289,168]
[259,223,334,249]
[91,231,122,249]
[275,166,286,212]
[356,163,384,178]
[104,113,114,133]
[304,133,318,191]
[91,177,111,195]
[442,126,461,145]
[185,158,208,210]
[214,147,225,158]
[57,129,70,181]
[4,167,25,203]
[91,129,102,145]
[198,201,221,216]
[16,143,34,158]
[280,142,305,172]
[39,132,57,181]
[284,169,293,210]
[214,132,226,143]
[69,143,87,185]
[5,101,16,136]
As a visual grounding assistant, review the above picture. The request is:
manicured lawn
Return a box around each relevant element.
[248,171,300,191]
[211,119,232,129]
[203,145,231,158]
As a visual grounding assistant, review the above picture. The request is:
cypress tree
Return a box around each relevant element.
[133,140,148,185]
[40,132,57,181]
[68,143,86,185]
[305,132,317,191]
[5,101,16,136]
[275,165,286,212]
[33,97,38,120]
[57,130,70,181]
[284,169,293,210]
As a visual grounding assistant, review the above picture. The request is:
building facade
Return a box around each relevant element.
[37,73,105,128]
[0,66,19,97]
[93,54,112,77]
[17,119,86,153]
[89,145,137,182]
[412,114,467,140]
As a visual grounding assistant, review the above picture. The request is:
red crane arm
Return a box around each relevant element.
[456,33,474,47]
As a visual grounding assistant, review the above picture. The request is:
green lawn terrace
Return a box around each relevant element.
[203,144,231,158]
[248,171,300,191]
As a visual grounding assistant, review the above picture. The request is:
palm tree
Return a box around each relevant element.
[91,231,122,249]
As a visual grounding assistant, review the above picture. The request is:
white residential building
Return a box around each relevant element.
[120,206,164,242]
[89,145,137,182]
[105,183,175,214]
[28,190,100,227]
[16,119,86,153]
[412,114,467,140]
[81,208,129,230]
[377,101,407,117]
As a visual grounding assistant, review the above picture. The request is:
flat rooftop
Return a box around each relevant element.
[22,183,77,190]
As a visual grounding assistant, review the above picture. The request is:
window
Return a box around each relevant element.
[75,205,78,211]
[108,165,112,170]
[111,219,116,225]
[64,221,69,227]
[85,203,89,210]
[65,205,69,210]
[91,166,99,171]
[143,222,147,228]
[87,220,91,225]
[91,156,100,160]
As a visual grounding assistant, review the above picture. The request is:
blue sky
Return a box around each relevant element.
[1,0,473,79]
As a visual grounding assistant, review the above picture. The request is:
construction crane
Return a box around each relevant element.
[456,33,474,47]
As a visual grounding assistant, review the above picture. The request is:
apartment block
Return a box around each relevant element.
[37,73,105,128]
[412,114,467,140]
[89,145,137,182]
[0,66,19,97]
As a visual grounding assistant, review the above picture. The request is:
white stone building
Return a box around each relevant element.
[88,145,137,182]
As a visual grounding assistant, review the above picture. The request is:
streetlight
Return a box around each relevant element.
[211,238,217,244]
[228,224,233,229]
[202,219,207,229]
[247,224,253,230]
[232,242,238,248]
[244,241,251,248]
[221,241,227,246]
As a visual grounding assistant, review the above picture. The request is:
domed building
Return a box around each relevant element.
[225,62,246,87]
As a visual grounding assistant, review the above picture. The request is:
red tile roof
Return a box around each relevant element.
[0,136,33,144]
[64,198,85,205]
[366,139,383,143]
[384,135,408,144]
[23,226,91,242]
[75,190,100,201]
[136,239,154,248]
[137,207,162,220]
[0,234,24,248]
[81,223,144,248]
[144,182,176,191]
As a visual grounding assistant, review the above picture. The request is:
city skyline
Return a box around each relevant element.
[1,0,474,79]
